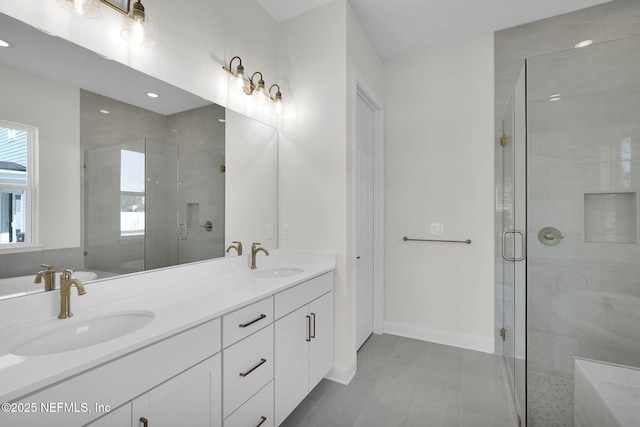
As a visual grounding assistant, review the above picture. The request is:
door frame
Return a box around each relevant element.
[351,74,385,352]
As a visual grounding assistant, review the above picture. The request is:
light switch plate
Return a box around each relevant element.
[282,225,291,240]
[430,223,444,235]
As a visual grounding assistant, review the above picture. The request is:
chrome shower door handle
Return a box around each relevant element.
[179,222,188,240]
[502,229,526,262]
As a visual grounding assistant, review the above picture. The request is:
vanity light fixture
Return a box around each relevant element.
[269,84,283,114]
[222,56,246,91]
[57,0,154,45]
[56,0,101,17]
[248,72,268,104]
[118,0,154,45]
[223,55,284,111]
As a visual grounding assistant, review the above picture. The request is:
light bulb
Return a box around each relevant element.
[57,0,100,17]
[274,98,283,114]
[121,1,154,45]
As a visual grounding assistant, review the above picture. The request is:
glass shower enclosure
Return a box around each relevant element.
[84,138,225,276]
[499,35,640,426]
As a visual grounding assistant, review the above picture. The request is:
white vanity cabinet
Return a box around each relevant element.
[222,297,274,427]
[274,273,333,426]
[7,319,222,427]
[131,355,221,427]
[84,403,131,427]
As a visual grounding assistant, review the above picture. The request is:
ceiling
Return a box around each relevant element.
[256,0,614,59]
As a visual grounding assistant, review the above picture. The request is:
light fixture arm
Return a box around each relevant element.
[268,84,281,101]
[247,71,265,95]
[222,56,244,76]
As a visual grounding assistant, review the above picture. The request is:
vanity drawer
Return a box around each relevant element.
[224,381,274,427]
[274,272,333,319]
[223,324,274,418]
[223,297,273,348]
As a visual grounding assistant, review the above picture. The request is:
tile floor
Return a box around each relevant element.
[281,334,516,427]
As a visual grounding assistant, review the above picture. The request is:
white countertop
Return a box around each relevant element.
[0,250,335,403]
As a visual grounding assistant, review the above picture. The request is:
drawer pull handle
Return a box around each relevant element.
[140,417,149,427]
[306,315,311,342]
[240,358,267,377]
[239,314,267,328]
[256,416,267,427]
[310,313,316,339]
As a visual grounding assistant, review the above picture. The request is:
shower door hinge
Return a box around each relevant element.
[500,327,507,341]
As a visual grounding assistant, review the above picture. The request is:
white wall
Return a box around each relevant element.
[0,63,80,250]
[277,0,351,377]
[383,34,496,352]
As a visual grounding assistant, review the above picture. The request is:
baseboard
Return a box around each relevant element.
[384,321,495,354]
[325,358,356,385]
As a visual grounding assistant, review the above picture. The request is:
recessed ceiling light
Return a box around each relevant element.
[575,40,593,49]
[217,119,226,123]
[0,39,11,48]
[146,92,159,98]
[99,109,110,114]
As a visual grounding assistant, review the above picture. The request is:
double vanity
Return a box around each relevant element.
[0,250,335,427]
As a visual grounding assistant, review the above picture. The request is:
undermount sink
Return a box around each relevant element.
[11,310,155,356]
[253,267,304,279]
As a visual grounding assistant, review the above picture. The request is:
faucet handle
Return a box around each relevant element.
[40,264,54,272]
[61,268,74,280]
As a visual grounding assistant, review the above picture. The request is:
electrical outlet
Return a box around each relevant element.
[282,225,291,240]
[266,224,274,239]
[430,223,444,235]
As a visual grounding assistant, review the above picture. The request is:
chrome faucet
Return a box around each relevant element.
[226,241,243,256]
[251,243,269,270]
[34,264,56,291]
[58,269,86,319]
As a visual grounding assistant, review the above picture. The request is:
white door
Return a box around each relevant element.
[355,93,375,350]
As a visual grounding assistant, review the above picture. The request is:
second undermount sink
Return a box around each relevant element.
[10,310,156,356]
[253,267,304,279]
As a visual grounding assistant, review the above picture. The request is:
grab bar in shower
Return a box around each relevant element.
[403,236,471,244]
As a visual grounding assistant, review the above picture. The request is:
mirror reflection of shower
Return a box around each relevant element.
[84,138,224,277]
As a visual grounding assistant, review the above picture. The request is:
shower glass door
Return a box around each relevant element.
[526,36,640,426]
[500,66,527,427]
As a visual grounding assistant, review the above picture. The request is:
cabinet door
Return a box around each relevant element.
[84,403,131,427]
[274,305,309,426]
[132,354,221,427]
[308,292,333,389]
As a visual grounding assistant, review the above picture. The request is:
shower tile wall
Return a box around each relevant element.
[81,91,225,275]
